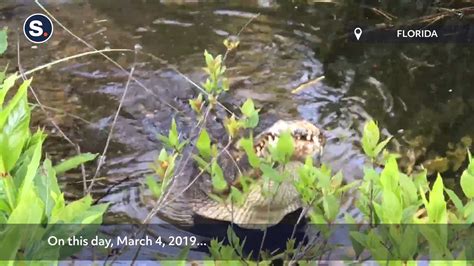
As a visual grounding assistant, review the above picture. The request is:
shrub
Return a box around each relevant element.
[0,29,108,262]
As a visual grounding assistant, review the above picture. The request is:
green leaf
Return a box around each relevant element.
[239,137,260,168]
[460,154,474,198]
[245,113,259,129]
[0,28,7,55]
[169,118,179,148]
[260,163,283,183]
[146,175,162,198]
[348,230,366,259]
[445,188,464,213]
[54,153,98,175]
[0,73,18,107]
[419,225,448,259]
[241,99,255,117]
[158,148,169,161]
[366,230,389,260]
[36,159,61,218]
[399,225,418,259]
[413,169,429,192]
[349,231,368,248]
[224,115,240,138]
[18,140,42,199]
[0,78,31,128]
[381,189,402,223]
[0,198,10,214]
[211,161,227,192]
[1,175,18,210]
[426,174,447,223]
[0,224,22,260]
[3,208,45,261]
[156,133,170,147]
[464,201,474,222]
[204,50,214,68]
[399,174,418,206]
[196,129,211,161]
[380,156,399,193]
[309,212,326,224]
[240,99,259,129]
[50,195,94,223]
[193,155,210,173]
[361,120,379,157]
[226,226,242,253]
[9,130,46,188]
[316,167,331,191]
[0,79,32,173]
[322,194,340,221]
[8,189,43,224]
[271,131,294,164]
[162,247,190,266]
[80,203,109,224]
[230,186,244,206]
[373,136,392,157]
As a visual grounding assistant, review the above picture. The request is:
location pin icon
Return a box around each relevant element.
[354,27,362,40]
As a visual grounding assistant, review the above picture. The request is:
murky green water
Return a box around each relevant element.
[1,0,474,258]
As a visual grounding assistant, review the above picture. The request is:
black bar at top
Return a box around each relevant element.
[349,24,474,43]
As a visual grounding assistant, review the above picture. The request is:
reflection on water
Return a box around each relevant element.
[1,0,474,257]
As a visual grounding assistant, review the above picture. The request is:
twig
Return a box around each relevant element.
[86,46,139,194]
[289,202,314,242]
[23,49,134,77]
[368,7,397,21]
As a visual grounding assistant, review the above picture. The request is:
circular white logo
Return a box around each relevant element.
[23,13,54,44]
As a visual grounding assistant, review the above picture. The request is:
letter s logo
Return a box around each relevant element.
[29,20,43,37]
[23,14,53,43]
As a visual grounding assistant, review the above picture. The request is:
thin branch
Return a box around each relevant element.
[22,49,133,77]
[86,48,138,194]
